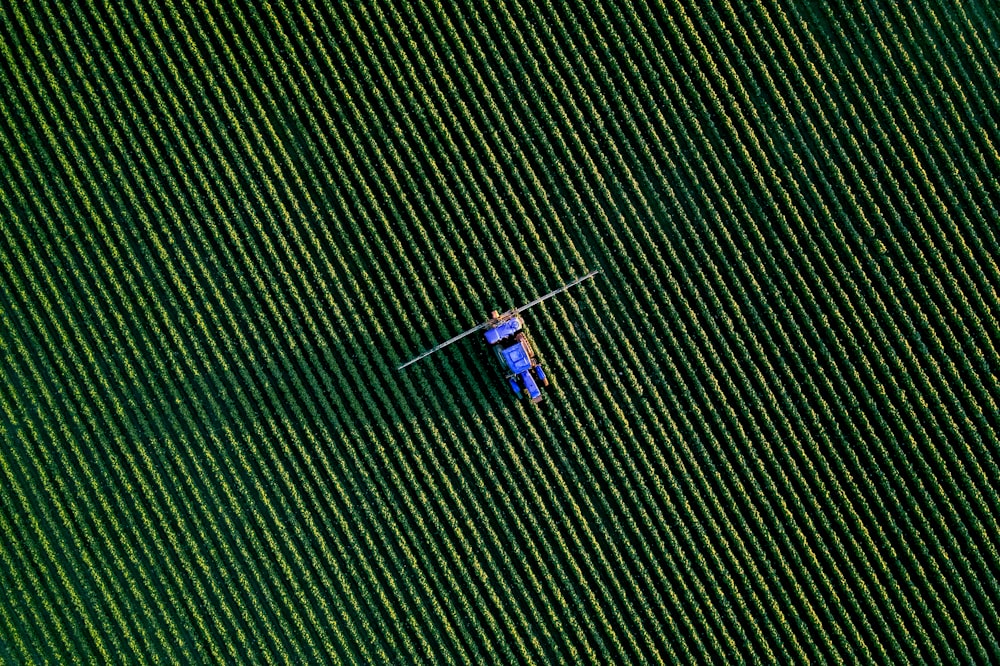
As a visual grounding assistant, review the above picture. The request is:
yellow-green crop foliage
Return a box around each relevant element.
[1,0,998,662]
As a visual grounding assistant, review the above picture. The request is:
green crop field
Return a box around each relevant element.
[2,0,999,662]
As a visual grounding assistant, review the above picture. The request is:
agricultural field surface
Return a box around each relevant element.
[2,0,999,663]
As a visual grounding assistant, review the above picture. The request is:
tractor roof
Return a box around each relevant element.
[500,341,533,374]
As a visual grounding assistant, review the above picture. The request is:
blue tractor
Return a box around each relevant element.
[397,270,599,402]
[484,311,548,403]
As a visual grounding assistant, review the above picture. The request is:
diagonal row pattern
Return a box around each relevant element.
[1,0,998,662]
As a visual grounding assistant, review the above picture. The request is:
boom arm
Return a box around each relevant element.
[396,321,490,370]
[396,268,600,371]
[511,269,601,314]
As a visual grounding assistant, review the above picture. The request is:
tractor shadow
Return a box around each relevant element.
[168,325,511,452]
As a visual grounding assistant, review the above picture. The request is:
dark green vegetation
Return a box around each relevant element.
[2,0,999,662]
